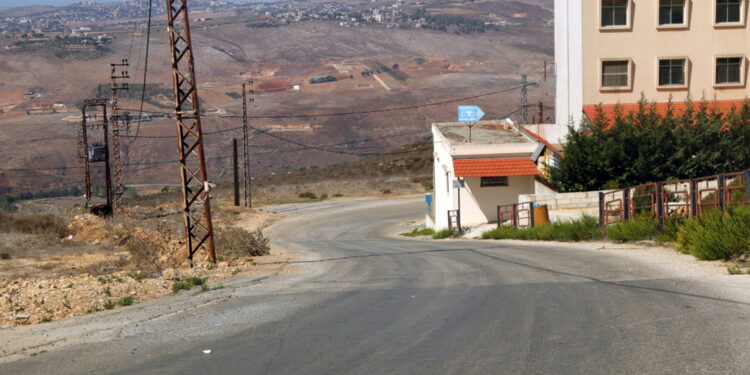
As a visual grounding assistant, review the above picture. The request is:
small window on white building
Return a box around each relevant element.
[601,0,629,28]
[659,0,686,26]
[481,177,509,187]
[601,60,630,88]
[658,58,687,87]
[716,0,742,24]
[715,57,744,85]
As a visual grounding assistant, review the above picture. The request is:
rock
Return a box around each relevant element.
[15,314,30,321]
[1,325,12,330]
[162,268,180,281]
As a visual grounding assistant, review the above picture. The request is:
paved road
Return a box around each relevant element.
[3,198,750,374]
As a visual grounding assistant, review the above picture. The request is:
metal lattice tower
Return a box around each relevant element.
[520,74,528,124]
[165,0,216,263]
[242,81,255,208]
[110,59,130,213]
[79,100,112,216]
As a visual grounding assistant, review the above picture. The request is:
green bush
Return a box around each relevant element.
[433,229,458,239]
[606,219,659,242]
[482,216,602,242]
[116,296,134,306]
[171,281,192,294]
[677,206,750,260]
[400,228,436,237]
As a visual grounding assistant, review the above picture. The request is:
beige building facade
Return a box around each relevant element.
[556,0,750,127]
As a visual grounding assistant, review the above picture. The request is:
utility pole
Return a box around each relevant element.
[242,81,255,207]
[543,59,547,83]
[110,59,129,213]
[538,101,544,124]
[520,74,529,124]
[233,138,240,206]
[165,0,216,264]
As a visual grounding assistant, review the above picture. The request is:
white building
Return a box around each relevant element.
[427,119,559,230]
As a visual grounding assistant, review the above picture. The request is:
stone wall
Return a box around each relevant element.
[518,190,604,210]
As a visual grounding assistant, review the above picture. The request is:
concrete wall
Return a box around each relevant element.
[430,126,454,230]
[519,190,605,210]
[460,176,536,226]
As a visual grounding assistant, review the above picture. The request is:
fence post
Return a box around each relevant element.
[656,182,664,227]
[718,174,726,210]
[690,179,697,218]
[529,202,535,228]
[623,188,630,221]
[447,211,452,231]
[745,170,750,202]
[598,192,605,229]
[512,203,518,228]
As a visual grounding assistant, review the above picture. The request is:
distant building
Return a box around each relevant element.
[427,119,559,230]
[555,0,750,130]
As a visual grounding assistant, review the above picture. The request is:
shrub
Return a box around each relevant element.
[216,227,270,258]
[0,211,70,238]
[606,220,659,242]
[171,281,192,294]
[433,229,458,239]
[482,216,602,242]
[400,228,436,237]
[125,237,162,275]
[103,300,115,310]
[298,192,316,199]
[116,296,134,306]
[727,265,743,275]
[677,206,750,260]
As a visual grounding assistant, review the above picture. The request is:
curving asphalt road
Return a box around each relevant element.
[3,197,750,374]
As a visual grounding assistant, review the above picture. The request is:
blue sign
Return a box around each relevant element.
[458,105,485,123]
[425,193,432,213]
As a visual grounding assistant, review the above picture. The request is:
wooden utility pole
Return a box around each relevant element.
[233,138,240,206]
[242,81,254,207]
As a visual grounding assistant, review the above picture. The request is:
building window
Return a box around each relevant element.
[601,0,629,27]
[716,0,742,24]
[659,0,686,25]
[659,59,686,86]
[481,177,509,187]
[601,60,630,88]
[716,57,743,84]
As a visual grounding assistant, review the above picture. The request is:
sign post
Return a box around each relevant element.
[458,105,485,143]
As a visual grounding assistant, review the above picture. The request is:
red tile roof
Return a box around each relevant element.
[453,158,541,178]
[520,125,561,154]
[582,100,749,124]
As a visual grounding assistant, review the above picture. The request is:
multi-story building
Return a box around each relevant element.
[555,0,750,128]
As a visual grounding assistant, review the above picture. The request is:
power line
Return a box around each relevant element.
[116,82,536,120]
[130,0,153,143]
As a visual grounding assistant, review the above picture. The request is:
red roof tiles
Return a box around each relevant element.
[453,158,541,178]
[582,100,749,123]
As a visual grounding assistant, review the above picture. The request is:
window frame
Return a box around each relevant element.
[657,0,690,29]
[656,57,689,90]
[714,55,747,88]
[599,0,632,31]
[600,59,633,92]
[480,176,509,187]
[714,0,746,28]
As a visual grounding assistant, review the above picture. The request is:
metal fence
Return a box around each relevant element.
[599,169,750,228]
[496,202,534,229]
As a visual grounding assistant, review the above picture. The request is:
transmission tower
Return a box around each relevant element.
[110,59,130,213]
[242,81,255,207]
[520,74,528,124]
[165,0,216,264]
[79,99,113,217]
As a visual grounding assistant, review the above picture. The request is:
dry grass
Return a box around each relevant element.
[216,227,270,258]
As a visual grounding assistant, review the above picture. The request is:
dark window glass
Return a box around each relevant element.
[601,0,629,27]
[602,60,630,87]
[659,59,686,86]
[659,0,685,25]
[716,57,742,84]
[716,0,741,24]
[481,177,509,187]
